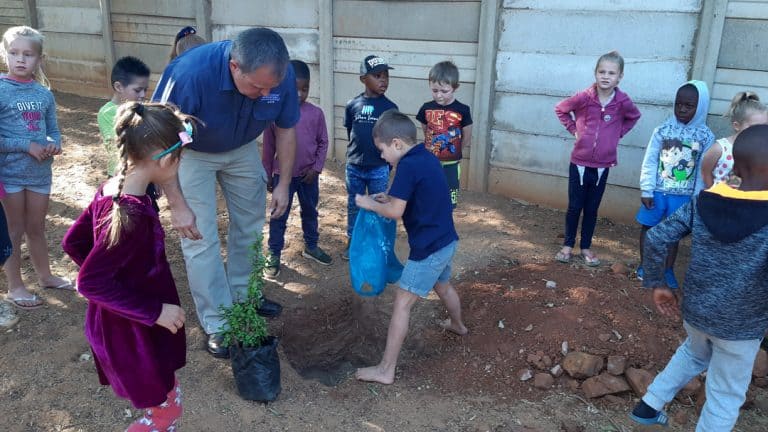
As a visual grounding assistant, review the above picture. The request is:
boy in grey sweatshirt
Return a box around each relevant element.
[630,124,768,431]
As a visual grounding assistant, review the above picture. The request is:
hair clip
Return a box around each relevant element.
[175,26,197,43]
[152,120,194,160]
[134,103,145,116]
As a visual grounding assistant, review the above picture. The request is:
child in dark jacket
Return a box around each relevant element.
[554,51,641,266]
[629,124,768,431]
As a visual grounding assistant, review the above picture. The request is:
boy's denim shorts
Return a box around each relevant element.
[399,240,458,298]
[3,183,52,195]
[635,191,690,227]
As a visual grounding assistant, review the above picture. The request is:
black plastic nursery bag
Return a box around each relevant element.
[230,336,281,402]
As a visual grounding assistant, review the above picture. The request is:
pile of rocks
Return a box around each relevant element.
[519,347,768,403]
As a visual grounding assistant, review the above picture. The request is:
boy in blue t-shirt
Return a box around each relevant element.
[342,55,398,260]
[354,110,467,385]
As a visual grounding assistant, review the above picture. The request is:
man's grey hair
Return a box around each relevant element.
[231,27,290,79]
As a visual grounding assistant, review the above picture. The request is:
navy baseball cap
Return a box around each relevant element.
[360,55,394,76]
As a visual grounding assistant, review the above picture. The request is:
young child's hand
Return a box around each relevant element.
[156,303,186,334]
[301,170,319,184]
[28,141,47,161]
[641,197,655,209]
[355,194,375,210]
[371,193,390,203]
[652,287,679,319]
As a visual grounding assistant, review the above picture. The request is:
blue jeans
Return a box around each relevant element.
[346,164,389,238]
[268,174,319,257]
[643,321,761,431]
[564,163,609,249]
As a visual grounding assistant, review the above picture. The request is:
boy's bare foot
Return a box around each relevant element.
[355,364,395,385]
[437,318,468,335]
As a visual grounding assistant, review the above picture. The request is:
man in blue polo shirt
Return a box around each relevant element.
[153,27,299,358]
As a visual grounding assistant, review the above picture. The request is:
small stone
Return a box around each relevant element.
[581,373,631,398]
[542,355,553,368]
[753,349,768,377]
[625,367,655,397]
[598,333,611,342]
[566,378,580,391]
[551,364,564,377]
[524,324,534,332]
[562,352,604,379]
[519,369,534,381]
[610,262,629,276]
[545,280,557,289]
[607,356,627,375]
[498,320,505,329]
[78,352,92,362]
[534,373,554,389]
[561,341,569,356]
[527,353,542,365]
[603,394,625,406]
[679,376,702,398]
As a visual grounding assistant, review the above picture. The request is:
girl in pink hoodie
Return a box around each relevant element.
[554,51,641,265]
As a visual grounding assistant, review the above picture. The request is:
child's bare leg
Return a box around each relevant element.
[356,288,418,385]
[24,191,67,287]
[434,281,467,335]
[2,194,29,296]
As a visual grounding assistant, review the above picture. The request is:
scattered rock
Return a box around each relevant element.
[519,369,533,381]
[610,262,629,276]
[545,280,557,289]
[550,364,563,377]
[566,378,580,391]
[78,352,92,362]
[561,341,569,356]
[524,324,534,332]
[672,410,689,426]
[542,355,553,368]
[581,373,631,398]
[625,367,655,397]
[598,333,611,342]
[753,349,768,377]
[534,373,554,389]
[679,376,702,398]
[602,394,625,406]
[498,320,505,329]
[562,352,604,379]
[607,355,627,375]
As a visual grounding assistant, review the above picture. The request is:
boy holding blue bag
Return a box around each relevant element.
[354,110,467,385]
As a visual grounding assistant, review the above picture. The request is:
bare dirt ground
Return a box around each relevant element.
[0,92,767,431]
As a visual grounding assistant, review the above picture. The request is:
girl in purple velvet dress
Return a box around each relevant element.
[62,102,193,432]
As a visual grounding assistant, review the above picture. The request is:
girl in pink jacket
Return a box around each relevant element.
[554,51,641,266]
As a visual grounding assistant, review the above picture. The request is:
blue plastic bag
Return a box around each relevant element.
[349,209,404,296]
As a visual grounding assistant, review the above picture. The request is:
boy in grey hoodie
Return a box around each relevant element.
[636,80,715,288]
[630,124,768,430]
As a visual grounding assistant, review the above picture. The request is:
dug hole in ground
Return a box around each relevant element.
[1,93,767,431]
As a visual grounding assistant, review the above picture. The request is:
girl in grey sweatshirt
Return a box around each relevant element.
[0,26,72,309]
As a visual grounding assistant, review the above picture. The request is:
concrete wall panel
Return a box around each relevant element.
[503,0,701,12]
[499,10,697,59]
[495,52,689,104]
[333,0,480,42]
[212,26,319,64]
[212,0,318,28]
[717,18,768,71]
[111,0,196,18]
[37,6,102,35]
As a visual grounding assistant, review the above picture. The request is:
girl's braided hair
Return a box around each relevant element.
[103,102,193,248]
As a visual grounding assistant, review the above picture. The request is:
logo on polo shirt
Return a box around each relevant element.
[261,93,281,104]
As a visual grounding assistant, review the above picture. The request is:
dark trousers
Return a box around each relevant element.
[0,206,10,266]
[268,174,319,257]
[564,163,609,250]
